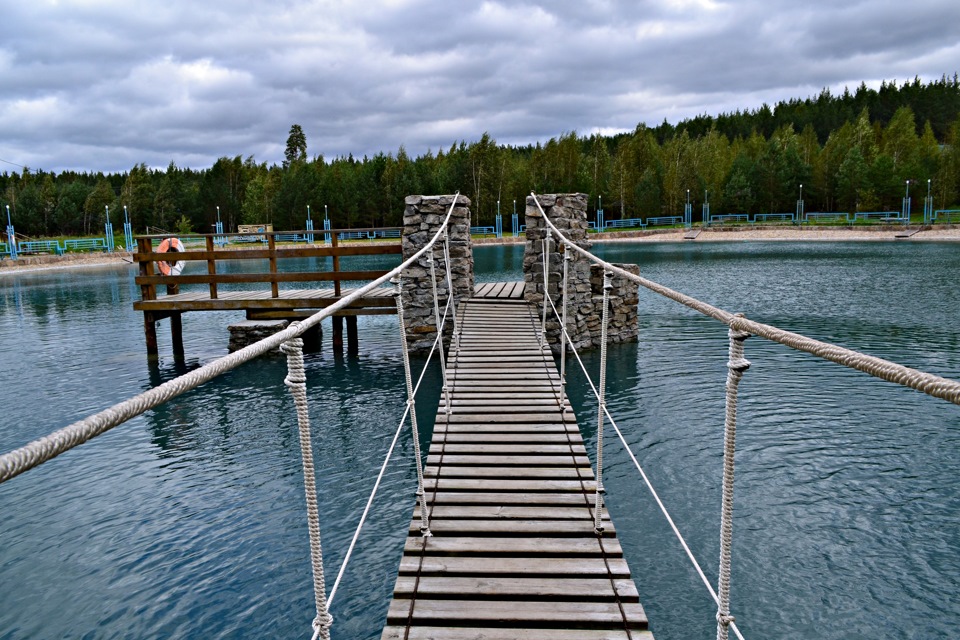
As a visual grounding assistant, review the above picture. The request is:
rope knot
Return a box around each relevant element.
[727,357,751,373]
[280,337,304,355]
[716,611,735,626]
[313,611,334,636]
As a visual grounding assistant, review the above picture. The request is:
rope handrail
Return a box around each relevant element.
[529,192,960,406]
[327,293,454,608]
[542,285,746,640]
[0,193,462,485]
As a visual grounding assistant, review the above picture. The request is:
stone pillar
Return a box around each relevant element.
[401,195,474,353]
[524,193,639,352]
[589,263,640,345]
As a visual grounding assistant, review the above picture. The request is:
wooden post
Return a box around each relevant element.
[170,312,184,361]
[332,315,344,351]
[205,235,218,299]
[346,316,358,355]
[138,237,159,356]
[331,233,341,297]
[166,283,184,360]
[268,234,279,298]
[144,311,158,357]
[136,237,157,303]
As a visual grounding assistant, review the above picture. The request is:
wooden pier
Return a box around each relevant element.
[133,231,401,357]
[382,298,653,639]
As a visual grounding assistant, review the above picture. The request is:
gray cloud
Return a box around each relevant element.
[0,0,956,173]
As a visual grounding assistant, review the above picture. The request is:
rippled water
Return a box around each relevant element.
[1,241,959,639]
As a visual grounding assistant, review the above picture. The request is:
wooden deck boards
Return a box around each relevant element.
[382,299,652,639]
[134,280,526,314]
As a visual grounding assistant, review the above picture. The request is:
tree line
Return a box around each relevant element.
[2,76,959,239]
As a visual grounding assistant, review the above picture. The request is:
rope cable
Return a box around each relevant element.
[540,241,747,640]
[393,274,432,537]
[529,192,960,407]
[327,294,452,607]
[716,323,751,640]
[281,336,333,640]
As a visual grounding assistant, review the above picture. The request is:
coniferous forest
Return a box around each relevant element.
[2,75,960,238]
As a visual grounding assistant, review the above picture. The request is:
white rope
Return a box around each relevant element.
[281,335,333,640]
[393,275,432,537]
[717,321,750,640]
[529,192,960,407]
[542,260,747,640]
[327,294,452,607]
[442,229,461,355]
[428,252,452,414]
[594,270,612,533]
[559,250,571,405]
[540,232,550,346]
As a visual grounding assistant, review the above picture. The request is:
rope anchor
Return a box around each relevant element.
[716,316,750,640]
[281,332,333,640]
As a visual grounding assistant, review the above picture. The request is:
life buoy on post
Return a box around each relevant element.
[157,237,186,276]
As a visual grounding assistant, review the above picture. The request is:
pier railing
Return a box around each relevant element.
[135,227,402,302]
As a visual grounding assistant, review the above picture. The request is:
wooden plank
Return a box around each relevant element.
[417,506,604,520]
[433,444,586,456]
[424,467,593,479]
[404,536,619,556]
[399,556,628,578]
[386,599,648,628]
[423,479,598,493]
[407,520,615,537]
[426,455,592,467]
[382,626,649,640]
[432,434,581,444]
[391,576,639,601]
[426,492,596,506]
[135,269,390,286]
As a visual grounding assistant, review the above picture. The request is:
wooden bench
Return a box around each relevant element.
[64,238,108,252]
[18,240,64,255]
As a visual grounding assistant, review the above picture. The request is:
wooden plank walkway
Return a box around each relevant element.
[135,281,524,312]
[133,286,396,313]
[474,281,525,300]
[382,298,653,639]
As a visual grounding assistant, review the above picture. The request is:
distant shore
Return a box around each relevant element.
[3,225,959,275]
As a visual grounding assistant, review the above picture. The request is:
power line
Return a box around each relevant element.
[0,157,27,169]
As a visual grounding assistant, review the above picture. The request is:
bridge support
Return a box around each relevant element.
[401,195,474,354]
[524,193,639,353]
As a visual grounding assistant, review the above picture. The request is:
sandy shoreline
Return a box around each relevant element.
[2,226,958,275]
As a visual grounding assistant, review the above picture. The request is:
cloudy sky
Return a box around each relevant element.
[1,0,957,174]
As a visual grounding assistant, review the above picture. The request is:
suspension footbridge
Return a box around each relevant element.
[382,297,650,638]
[1,193,959,640]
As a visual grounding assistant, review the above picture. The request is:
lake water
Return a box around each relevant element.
[1,241,958,639]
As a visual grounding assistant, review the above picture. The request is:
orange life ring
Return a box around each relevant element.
[157,237,186,276]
